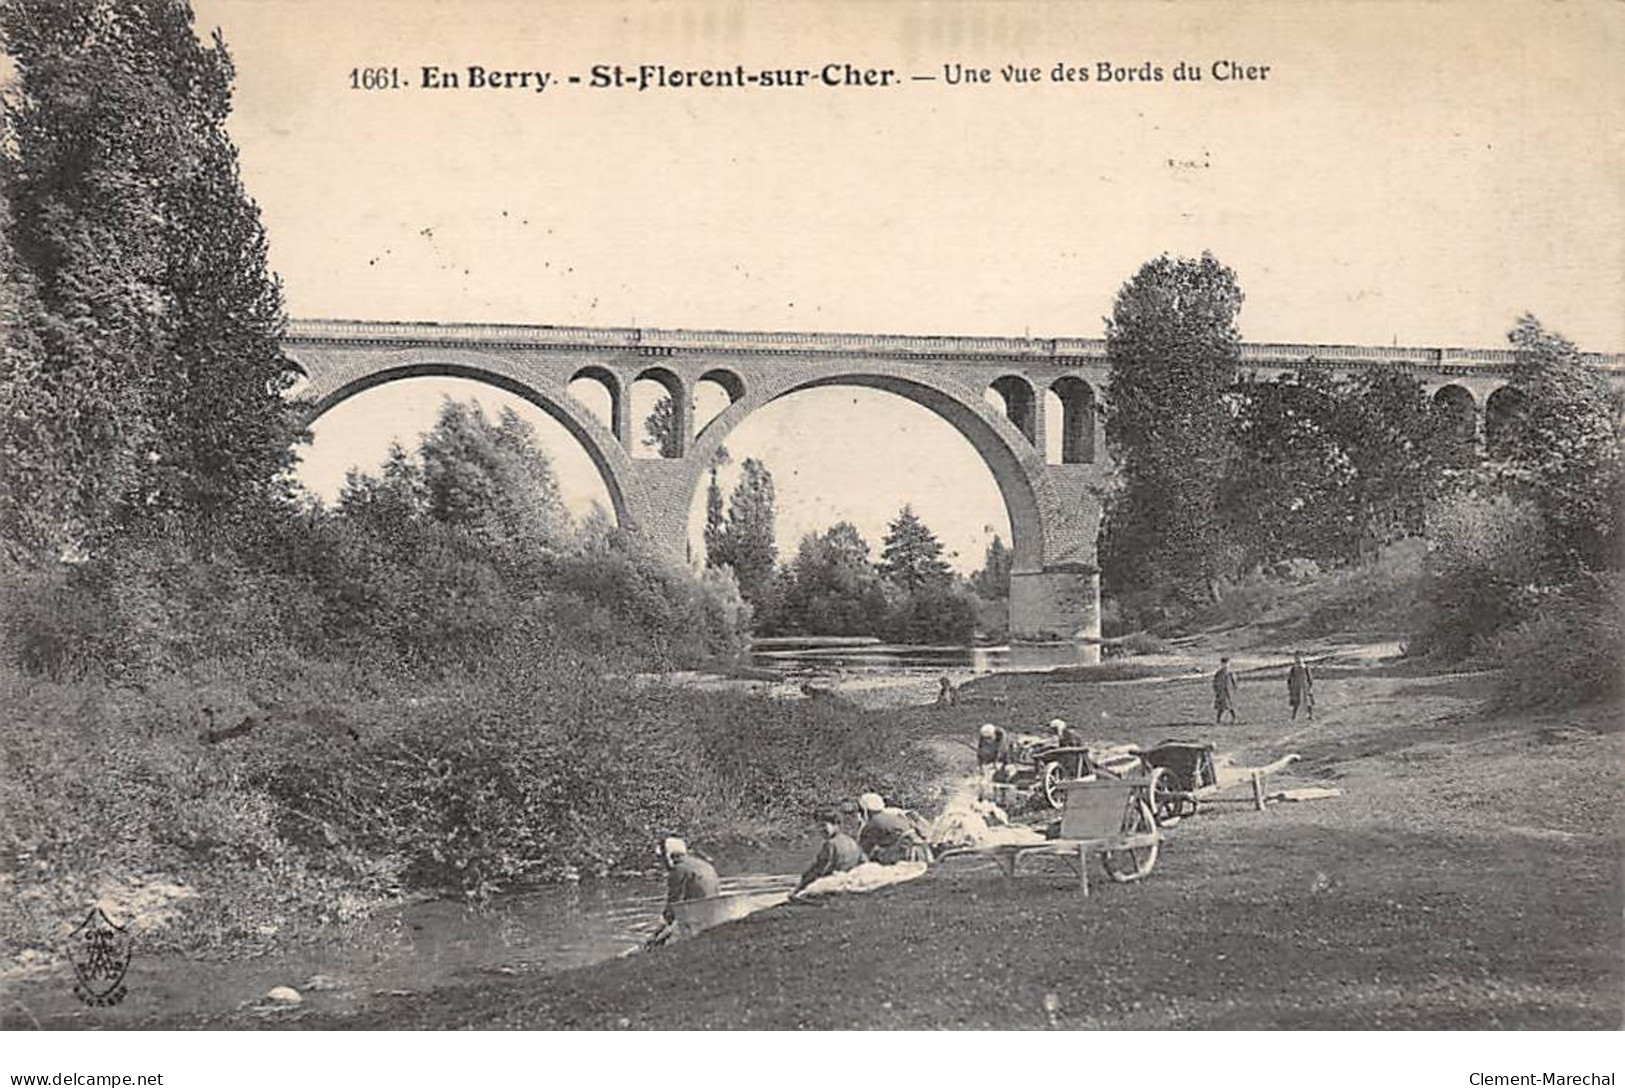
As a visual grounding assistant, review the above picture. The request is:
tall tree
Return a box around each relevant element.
[1102,252,1244,599]
[1331,369,1444,562]
[417,399,570,546]
[0,0,301,558]
[719,457,777,606]
[778,521,887,635]
[641,394,682,459]
[1495,315,1623,573]
[1221,371,1348,567]
[702,446,731,568]
[1223,369,1443,568]
[969,534,1013,599]
[878,505,952,594]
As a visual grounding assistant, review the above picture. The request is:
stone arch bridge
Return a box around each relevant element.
[284,319,1625,647]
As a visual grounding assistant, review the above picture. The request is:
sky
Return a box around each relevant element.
[191,0,1625,570]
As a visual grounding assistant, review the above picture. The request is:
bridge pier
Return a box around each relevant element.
[1009,566,1101,662]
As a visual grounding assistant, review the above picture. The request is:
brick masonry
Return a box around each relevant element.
[284,319,1625,645]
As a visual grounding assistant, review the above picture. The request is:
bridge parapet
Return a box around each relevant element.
[286,318,1623,376]
[284,317,1623,656]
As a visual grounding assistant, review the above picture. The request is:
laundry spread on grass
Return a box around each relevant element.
[796,860,929,898]
[643,712,1341,951]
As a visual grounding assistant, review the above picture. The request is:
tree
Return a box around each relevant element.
[0,0,301,558]
[878,505,952,594]
[969,534,1013,599]
[1493,315,1623,574]
[777,522,888,635]
[1221,371,1348,567]
[718,457,777,607]
[641,394,682,458]
[1330,369,1444,561]
[416,400,570,547]
[1102,253,1244,599]
[702,446,731,568]
[1222,369,1444,569]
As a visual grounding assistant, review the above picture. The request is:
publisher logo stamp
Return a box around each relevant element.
[67,906,132,1007]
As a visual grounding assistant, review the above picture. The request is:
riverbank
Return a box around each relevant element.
[11,649,1618,1029]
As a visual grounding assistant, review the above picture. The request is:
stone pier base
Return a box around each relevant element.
[1009,566,1102,665]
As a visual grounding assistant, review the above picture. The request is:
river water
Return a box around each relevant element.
[7,644,1010,1025]
[6,853,809,1025]
[751,637,1005,673]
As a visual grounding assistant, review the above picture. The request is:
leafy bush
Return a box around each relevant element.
[878,583,980,645]
[1113,630,1173,656]
[0,671,384,958]
[1489,574,1623,709]
[1410,493,1549,661]
[1098,597,1125,638]
[0,642,946,953]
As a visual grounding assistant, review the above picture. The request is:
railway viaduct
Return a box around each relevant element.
[283,318,1625,651]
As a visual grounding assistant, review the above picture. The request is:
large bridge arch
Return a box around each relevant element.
[667,367,1048,572]
[293,348,650,533]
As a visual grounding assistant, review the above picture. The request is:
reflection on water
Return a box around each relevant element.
[752,638,1007,673]
[751,638,1099,673]
[7,869,802,1024]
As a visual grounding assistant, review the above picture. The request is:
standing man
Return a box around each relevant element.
[792,811,865,896]
[1287,652,1315,721]
[1213,657,1239,725]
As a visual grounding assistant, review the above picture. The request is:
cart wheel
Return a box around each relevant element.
[1101,798,1159,883]
[1040,762,1067,810]
[1147,766,1182,828]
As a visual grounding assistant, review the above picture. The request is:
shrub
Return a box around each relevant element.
[1115,630,1173,656]
[1411,493,1550,661]
[879,584,980,645]
[1490,573,1623,709]
[1098,597,1125,638]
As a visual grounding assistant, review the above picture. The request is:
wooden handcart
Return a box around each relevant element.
[1140,740,1297,818]
[941,778,1162,896]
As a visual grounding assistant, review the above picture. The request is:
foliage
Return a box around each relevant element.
[708,457,778,607]
[1223,369,1444,568]
[1222,371,1348,567]
[415,399,571,547]
[1491,316,1623,575]
[642,393,682,459]
[878,583,980,645]
[0,643,945,953]
[772,522,889,636]
[969,534,1012,599]
[878,505,953,594]
[703,462,727,566]
[0,0,301,560]
[1489,573,1623,709]
[1102,252,1244,599]
[1410,493,1549,661]
[1,400,753,681]
[1403,317,1622,678]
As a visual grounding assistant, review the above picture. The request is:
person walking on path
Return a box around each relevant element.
[1213,657,1239,725]
[1287,652,1315,721]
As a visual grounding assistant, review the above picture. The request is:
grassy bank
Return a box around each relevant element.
[17,655,1617,1030]
[0,659,949,964]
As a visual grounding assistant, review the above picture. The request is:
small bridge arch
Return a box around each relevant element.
[295,347,649,534]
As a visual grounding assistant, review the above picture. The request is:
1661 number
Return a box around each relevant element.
[349,67,402,90]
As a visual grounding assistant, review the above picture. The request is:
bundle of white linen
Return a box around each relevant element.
[797,860,929,897]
